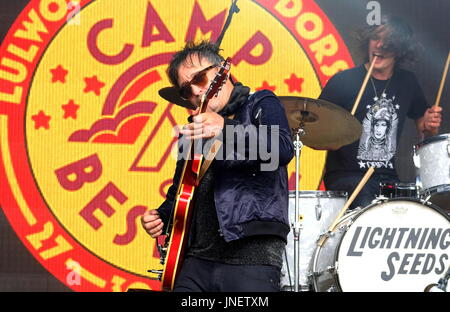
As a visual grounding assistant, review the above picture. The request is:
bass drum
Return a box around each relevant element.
[311,199,450,292]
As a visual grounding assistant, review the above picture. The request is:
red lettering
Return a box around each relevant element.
[141,2,175,47]
[55,154,102,191]
[113,205,147,245]
[80,182,127,230]
[87,19,134,65]
[232,31,273,66]
[185,2,226,42]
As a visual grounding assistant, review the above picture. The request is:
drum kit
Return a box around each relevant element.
[279,94,450,292]
[279,52,450,292]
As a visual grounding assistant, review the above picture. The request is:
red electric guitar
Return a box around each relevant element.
[155,58,231,291]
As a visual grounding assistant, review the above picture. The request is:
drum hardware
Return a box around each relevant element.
[312,265,337,278]
[279,85,364,291]
[291,124,305,293]
[373,195,389,202]
[415,178,422,198]
[437,267,450,291]
[317,231,332,242]
[326,286,338,292]
[338,223,351,233]
[308,271,318,278]
[315,199,322,221]
[283,248,293,290]
[326,265,337,275]
[292,126,304,293]
[424,266,449,292]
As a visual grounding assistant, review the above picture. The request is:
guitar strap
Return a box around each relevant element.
[197,114,234,183]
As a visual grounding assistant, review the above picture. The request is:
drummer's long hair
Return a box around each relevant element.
[356,15,422,66]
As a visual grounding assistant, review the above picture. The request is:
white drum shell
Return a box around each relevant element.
[414,134,450,191]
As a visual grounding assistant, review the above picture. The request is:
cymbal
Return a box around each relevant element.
[280,96,362,150]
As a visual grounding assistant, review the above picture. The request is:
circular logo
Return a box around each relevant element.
[0,0,353,291]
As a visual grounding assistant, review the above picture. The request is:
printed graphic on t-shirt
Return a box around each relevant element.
[357,93,399,169]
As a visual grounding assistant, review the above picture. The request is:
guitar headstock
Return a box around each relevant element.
[199,58,232,111]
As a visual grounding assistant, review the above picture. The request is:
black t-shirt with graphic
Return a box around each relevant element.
[319,64,428,181]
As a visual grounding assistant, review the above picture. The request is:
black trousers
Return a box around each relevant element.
[173,256,281,292]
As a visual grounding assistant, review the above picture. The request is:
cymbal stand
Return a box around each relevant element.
[292,123,305,292]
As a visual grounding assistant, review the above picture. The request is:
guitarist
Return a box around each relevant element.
[141,40,294,292]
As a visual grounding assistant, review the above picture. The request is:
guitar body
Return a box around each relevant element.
[159,58,231,291]
[161,153,202,291]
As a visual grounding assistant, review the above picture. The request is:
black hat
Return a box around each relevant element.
[158,87,196,110]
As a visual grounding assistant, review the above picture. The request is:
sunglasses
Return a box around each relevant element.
[178,65,217,100]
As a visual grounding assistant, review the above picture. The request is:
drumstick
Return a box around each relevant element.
[434,51,450,107]
[351,56,378,115]
[318,166,375,247]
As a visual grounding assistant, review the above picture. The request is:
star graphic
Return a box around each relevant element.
[50,65,68,83]
[374,96,379,101]
[31,110,51,130]
[284,73,304,93]
[255,81,276,92]
[381,92,387,98]
[358,161,366,168]
[83,75,105,96]
[62,99,80,119]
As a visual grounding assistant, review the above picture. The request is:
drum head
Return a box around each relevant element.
[336,199,449,292]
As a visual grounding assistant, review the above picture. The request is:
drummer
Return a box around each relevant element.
[319,15,442,209]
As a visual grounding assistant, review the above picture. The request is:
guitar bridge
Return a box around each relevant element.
[147,269,163,281]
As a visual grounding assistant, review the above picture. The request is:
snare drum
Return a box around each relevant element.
[379,182,417,198]
[281,190,347,291]
[414,134,450,211]
[311,198,450,292]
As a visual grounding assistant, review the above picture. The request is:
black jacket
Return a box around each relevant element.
[158,87,294,242]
